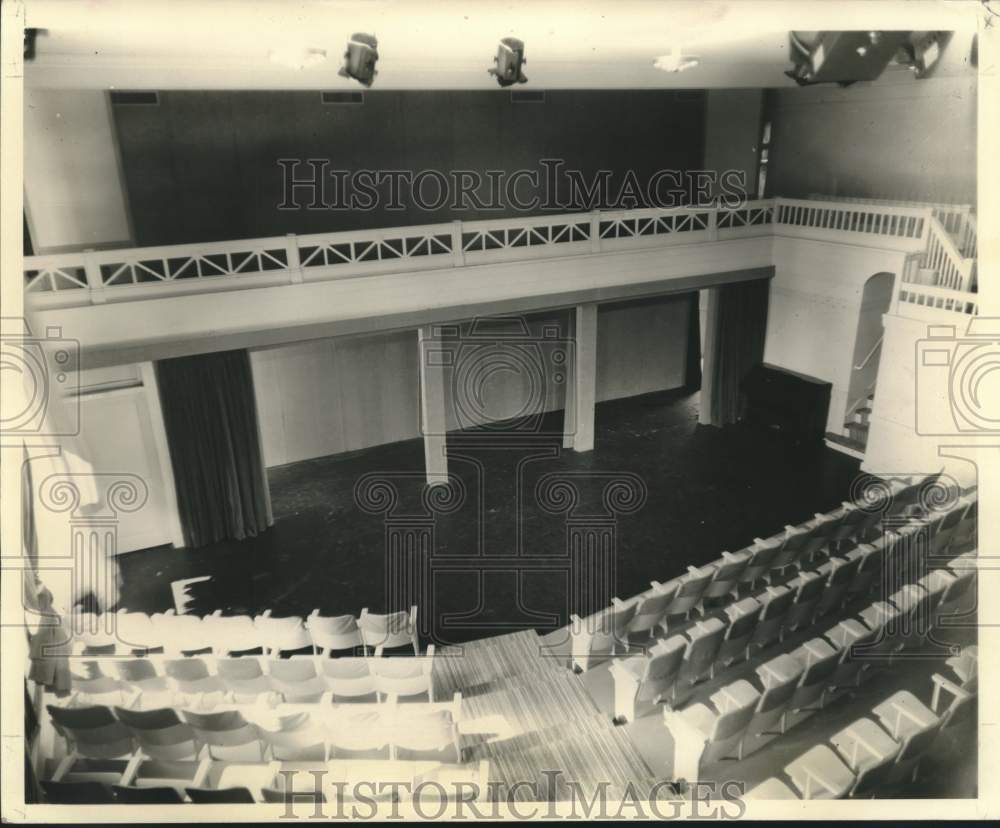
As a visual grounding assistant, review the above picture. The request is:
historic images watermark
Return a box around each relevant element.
[0,317,80,438]
[277,159,749,212]
[269,769,746,820]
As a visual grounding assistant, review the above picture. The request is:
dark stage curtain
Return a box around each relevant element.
[700,278,770,427]
[155,349,273,548]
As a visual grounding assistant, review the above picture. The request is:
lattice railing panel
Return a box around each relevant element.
[24,265,87,293]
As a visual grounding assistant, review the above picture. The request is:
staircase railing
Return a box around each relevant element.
[853,335,883,371]
[922,215,975,292]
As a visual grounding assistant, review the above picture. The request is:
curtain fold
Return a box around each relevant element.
[155,349,273,548]
[700,278,771,427]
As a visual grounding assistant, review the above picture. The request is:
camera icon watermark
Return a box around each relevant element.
[915,317,1000,436]
[0,318,80,437]
[421,315,574,437]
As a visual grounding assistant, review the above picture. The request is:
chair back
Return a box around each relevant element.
[321,658,377,701]
[114,706,198,761]
[306,612,363,653]
[112,785,185,803]
[42,780,115,804]
[46,704,134,759]
[203,614,260,654]
[626,584,676,635]
[371,652,435,700]
[255,613,310,654]
[702,553,749,600]
[180,709,263,761]
[666,568,713,618]
[259,711,328,761]
[327,709,390,759]
[268,657,327,702]
[358,608,417,651]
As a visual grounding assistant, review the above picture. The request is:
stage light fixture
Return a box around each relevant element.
[489,37,528,87]
[339,33,379,87]
[895,31,953,79]
[785,30,910,86]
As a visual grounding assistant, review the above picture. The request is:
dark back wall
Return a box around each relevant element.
[112,90,706,246]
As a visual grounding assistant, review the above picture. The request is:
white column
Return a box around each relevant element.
[698,288,721,426]
[417,326,449,486]
[569,304,599,453]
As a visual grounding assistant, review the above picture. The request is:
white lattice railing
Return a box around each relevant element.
[809,194,977,257]
[893,281,980,317]
[23,196,974,312]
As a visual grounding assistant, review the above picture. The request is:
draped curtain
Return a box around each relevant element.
[684,290,703,390]
[699,278,771,426]
[155,349,273,548]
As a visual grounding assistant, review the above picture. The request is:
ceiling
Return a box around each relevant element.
[25,0,978,90]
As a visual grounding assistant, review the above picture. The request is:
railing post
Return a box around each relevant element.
[83,249,107,305]
[285,233,304,283]
[589,210,602,253]
[451,220,465,267]
[708,209,719,241]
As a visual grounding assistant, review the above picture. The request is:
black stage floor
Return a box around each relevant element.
[118,387,861,645]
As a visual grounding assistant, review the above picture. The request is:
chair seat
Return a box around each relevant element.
[744,777,800,800]
[873,690,939,740]
[785,744,855,799]
[676,703,716,737]
[831,717,901,772]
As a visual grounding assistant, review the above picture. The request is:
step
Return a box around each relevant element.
[824,431,866,460]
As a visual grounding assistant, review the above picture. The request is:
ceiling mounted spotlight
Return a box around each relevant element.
[653,48,700,73]
[489,37,528,87]
[339,33,378,87]
[785,31,910,86]
[894,31,954,79]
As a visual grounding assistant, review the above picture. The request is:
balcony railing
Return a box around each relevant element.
[23,197,974,316]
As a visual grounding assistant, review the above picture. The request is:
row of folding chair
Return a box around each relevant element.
[71,606,421,658]
[69,649,438,707]
[608,539,976,727]
[605,545,887,720]
[41,755,489,805]
[661,562,977,786]
[570,485,975,672]
[45,692,466,783]
[746,646,977,799]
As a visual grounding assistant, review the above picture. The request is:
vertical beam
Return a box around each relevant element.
[562,309,577,449]
[138,362,186,548]
[698,287,721,426]
[570,304,599,453]
[417,326,449,485]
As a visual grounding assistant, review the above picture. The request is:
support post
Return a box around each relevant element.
[569,304,598,453]
[417,326,449,485]
[698,287,721,426]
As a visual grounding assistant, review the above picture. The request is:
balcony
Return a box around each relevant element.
[24,197,977,366]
